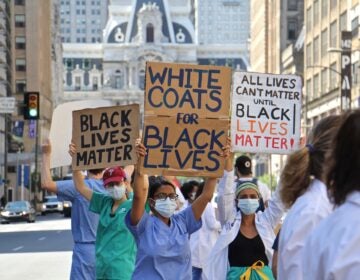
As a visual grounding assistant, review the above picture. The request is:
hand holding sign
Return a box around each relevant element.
[72,104,140,170]
[141,62,231,177]
[231,72,302,154]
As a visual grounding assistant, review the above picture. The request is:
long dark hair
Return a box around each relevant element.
[181,180,200,200]
[280,115,343,208]
[326,110,360,205]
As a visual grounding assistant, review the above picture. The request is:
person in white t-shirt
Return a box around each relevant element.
[189,182,221,280]
[302,109,360,280]
[277,114,343,280]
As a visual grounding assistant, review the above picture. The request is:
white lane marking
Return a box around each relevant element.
[38,237,46,241]
[12,246,24,251]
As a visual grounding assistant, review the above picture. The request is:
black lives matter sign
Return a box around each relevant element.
[72,104,139,170]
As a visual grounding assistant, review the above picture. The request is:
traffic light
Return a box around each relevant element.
[24,92,40,120]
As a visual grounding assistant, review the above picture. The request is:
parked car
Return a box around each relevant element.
[63,201,72,217]
[60,174,73,217]
[41,195,63,215]
[0,201,36,224]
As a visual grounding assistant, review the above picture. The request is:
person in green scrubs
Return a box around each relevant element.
[70,143,136,280]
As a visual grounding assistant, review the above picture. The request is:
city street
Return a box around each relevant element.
[0,213,73,280]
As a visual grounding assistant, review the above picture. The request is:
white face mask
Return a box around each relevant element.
[154,198,177,218]
[107,184,126,200]
[237,199,259,215]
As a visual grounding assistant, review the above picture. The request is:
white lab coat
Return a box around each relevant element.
[202,170,285,280]
[190,202,221,269]
[277,179,333,280]
[302,191,360,280]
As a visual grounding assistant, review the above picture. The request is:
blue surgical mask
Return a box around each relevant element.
[154,198,177,218]
[107,184,126,200]
[237,199,259,215]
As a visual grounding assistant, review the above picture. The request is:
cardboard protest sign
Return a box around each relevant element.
[141,61,231,177]
[49,100,113,168]
[72,104,139,170]
[231,72,302,154]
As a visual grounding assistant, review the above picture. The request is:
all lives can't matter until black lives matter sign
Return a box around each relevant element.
[72,104,139,170]
[231,72,302,155]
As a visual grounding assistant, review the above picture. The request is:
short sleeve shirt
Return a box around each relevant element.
[90,192,136,280]
[125,206,202,280]
[56,178,105,243]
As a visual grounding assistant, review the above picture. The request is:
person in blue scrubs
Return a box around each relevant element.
[41,139,105,280]
[125,141,229,280]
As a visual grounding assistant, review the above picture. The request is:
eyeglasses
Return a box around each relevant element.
[154,193,179,201]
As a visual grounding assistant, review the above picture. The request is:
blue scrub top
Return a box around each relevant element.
[56,178,105,243]
[125,206,202,280]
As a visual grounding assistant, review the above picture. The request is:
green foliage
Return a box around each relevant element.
[258,173,278,191]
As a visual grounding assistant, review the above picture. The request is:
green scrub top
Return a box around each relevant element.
[90,191,136,280]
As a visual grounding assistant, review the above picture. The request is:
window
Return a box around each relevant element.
[15,0,25,5]
[306,7,312,32]
[66,59,73,70]
[351,16,359,37]
[92,77,98,90]
[146,24,154,43]
[330,62,338,89]
[340,12,347,32]
[15,80,26,93]
[15,59,26,71]
[75,76,81,90]
[306,79,312,100]
[83,59,90,69]
[313,36,319,64]
[288,19,297,40]
[139,70,145,90]
[15,36,26,49]
[321,69,327,93]
[288,0,297,10]
[114,70,124,89]
[330,20,337,48]
[321,28,328,57]
[313,1,319,26]
[15,15,25,27]
[321,0,328,18]
[330,0,337,10]
[306,43,312,66]
[313,74,319,99]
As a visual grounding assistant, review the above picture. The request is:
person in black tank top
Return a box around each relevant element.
[228,231,268,267]
[225,179,275,279]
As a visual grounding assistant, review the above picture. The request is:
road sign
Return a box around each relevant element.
[0,97,16,113]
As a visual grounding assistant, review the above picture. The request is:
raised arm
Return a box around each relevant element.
[191,178,217,221]
[129,140,148,226]
[191,141,231,221]
[41,139,58,193]
[215,151,236,226]
[69,143,93,201]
